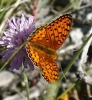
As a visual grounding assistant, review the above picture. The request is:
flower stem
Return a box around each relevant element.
[22,72,30,100]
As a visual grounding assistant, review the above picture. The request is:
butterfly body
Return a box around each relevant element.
[28,42,58,58]
[26,14,72,83]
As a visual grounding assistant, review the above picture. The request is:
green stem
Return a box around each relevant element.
[56,33,92,100]
[56,66,92,100]
[22,70,30,100]
[42,33,92,100]
[59,33,92,82]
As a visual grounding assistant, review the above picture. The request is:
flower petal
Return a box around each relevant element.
[0,14,35,70]
[7,20,16,29]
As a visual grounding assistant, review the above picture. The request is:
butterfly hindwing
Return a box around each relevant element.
[26,43,59,83]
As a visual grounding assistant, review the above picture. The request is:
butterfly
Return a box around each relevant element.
[26,14,72,83]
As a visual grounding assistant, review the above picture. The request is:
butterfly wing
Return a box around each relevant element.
[26,43,59,83]
[26,14,72,82]
[29,14,72,50]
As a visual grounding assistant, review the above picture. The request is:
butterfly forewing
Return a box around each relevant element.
[28,14,72,50]
[28,26,53,49]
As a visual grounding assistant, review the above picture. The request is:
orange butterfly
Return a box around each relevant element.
[26,14,72,83]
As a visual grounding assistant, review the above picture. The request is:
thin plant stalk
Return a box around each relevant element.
[43,33,92,100]
[22,65,30,100]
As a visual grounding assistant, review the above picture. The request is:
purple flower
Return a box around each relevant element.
[0,14,35,70]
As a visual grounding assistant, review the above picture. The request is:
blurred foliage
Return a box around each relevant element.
[0,0,92,100]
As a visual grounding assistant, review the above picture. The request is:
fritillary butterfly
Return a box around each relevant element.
[26,14,72,83]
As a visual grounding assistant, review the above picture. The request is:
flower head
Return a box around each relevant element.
[0,14,35,70]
